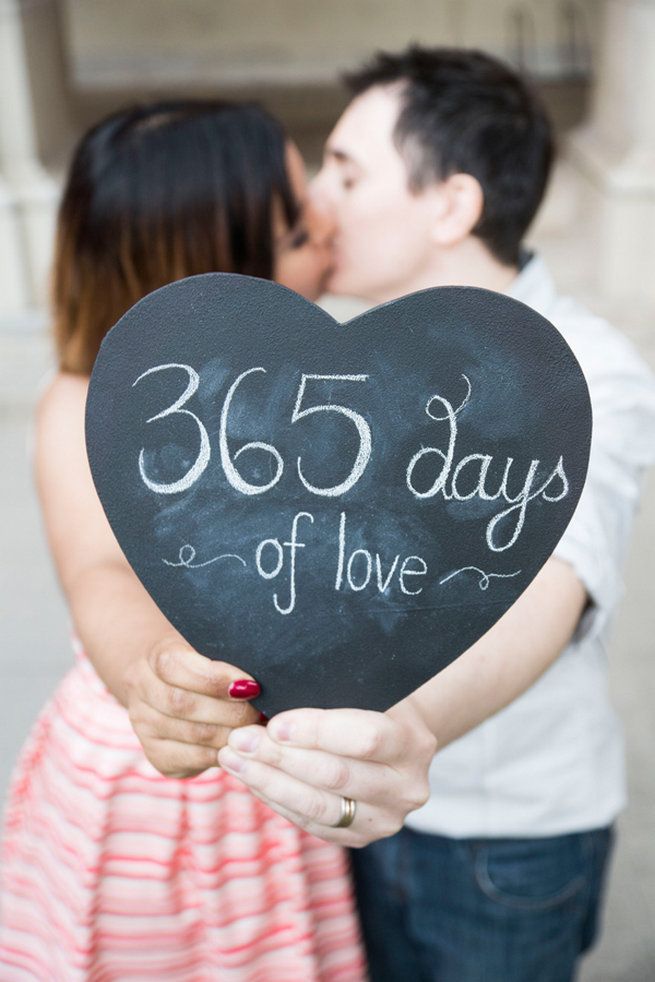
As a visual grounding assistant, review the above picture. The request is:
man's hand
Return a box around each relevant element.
[217,699,436,846]
[215,559,587,840]
[125,639,261,778]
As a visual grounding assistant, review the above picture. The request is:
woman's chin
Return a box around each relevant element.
[303,270,336,302]
[323,266,359,299]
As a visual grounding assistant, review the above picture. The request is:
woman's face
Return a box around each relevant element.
[274,143,335,301]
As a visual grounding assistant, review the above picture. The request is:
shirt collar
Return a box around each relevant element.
[506,251,558,319]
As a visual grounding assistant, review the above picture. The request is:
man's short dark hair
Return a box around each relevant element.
[344,46,554,266]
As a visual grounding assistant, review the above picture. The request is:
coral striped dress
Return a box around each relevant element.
[0,644,365,980]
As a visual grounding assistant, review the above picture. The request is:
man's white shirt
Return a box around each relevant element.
[407,254,655,839]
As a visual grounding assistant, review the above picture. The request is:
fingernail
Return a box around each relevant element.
[270,720,294,743]
[220,748,245,773]
[258,712,269,725]
[230,729,262,753]
[228,679,261,699]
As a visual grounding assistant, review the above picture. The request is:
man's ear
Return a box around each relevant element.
[429,173,484,247]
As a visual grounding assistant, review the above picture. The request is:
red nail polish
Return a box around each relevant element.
[258,712,269,725]
[228,679,261,700]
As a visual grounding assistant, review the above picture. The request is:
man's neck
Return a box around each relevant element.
[371,238,519,304]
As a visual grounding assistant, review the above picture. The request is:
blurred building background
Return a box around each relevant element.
[1,2,654,979]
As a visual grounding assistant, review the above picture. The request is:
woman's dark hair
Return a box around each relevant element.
[345,46,554,266]
[53,99,298,374]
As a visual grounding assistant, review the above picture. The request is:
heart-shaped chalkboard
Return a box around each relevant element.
[86,273,591,716]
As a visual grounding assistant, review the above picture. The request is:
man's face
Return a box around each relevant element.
[311,85,437,304]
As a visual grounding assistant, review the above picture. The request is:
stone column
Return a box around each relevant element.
[567,0,655,303]
[0,0,71,318]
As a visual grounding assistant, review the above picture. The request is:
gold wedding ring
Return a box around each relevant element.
[333,796,357,829]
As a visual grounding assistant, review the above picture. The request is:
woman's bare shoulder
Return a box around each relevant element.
[37,371,89,411]
[36,371,89,432]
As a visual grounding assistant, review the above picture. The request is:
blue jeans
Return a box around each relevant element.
[351,825,614,982]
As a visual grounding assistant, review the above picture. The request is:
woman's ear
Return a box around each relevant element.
[429,173,484,247]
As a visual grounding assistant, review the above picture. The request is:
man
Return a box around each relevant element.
[220,46,655,980]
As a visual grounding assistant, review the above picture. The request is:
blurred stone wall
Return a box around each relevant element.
[1,0,602,319]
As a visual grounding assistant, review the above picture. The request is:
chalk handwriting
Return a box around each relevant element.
[406,375,570,551]
[255,511,314,615]
[406,374,471,501]
[293,374,371,496]
[439,566,522,591]
[163,543,246,568]
[137,366,372,499]
[219,367,284,495]
[135,364,570,556]
[163,511,431,613]
[335,511,428,596]
[134,364,210,494]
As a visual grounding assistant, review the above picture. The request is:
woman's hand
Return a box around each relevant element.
[125,638,262,779]
[217,699,437,846]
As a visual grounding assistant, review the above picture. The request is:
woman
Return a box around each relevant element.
[0,99,365,980]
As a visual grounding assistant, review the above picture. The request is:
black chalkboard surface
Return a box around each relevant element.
[86,273,591,716]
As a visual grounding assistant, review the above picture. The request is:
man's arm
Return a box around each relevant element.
[405,556,586,749]
[217,556,586,846]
